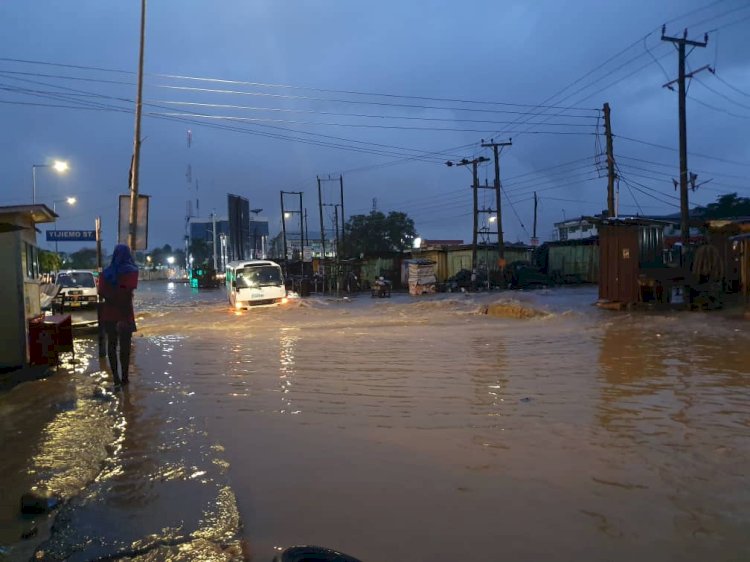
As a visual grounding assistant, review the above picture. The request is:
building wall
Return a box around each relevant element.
[360,257,400,287]
[548,243,599,283]
[413,245,532,282]
[0,215,42,368]
[0,231,24,367]
[555,220,598,241]
[599,225,641,303]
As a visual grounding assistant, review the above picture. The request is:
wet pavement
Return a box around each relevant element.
[1,282,749,561]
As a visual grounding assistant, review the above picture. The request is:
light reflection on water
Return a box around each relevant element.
[145,287,749,561]
[12,284,748,562]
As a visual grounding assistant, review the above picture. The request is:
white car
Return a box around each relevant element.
[54,270,99,309]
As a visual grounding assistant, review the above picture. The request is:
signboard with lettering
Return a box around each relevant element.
[46,230,96,242]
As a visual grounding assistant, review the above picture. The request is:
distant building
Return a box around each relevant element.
[188,215,269,268]
[554,217,598,241]
[189,217,230,244]
[418,239,464,248]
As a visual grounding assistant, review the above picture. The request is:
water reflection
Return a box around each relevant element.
[596,319,668,434]
[593,315,750,554]
[278,328,300,415]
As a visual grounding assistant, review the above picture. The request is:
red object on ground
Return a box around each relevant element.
[28,314,73,366]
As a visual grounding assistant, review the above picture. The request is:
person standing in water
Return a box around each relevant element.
[99,244,139,385]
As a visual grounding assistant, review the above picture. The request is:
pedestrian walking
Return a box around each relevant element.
[99,244,139,385]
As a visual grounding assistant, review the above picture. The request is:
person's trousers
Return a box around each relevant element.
[103,321,133,383]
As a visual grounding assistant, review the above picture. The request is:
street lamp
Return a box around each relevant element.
[167,256,175,265]
[52,196,77,256]
[32,160,70,204]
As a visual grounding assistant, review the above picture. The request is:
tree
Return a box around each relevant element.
[694,193,750,220]
[148,244,177,267]
[344,211,417,257]
[39,250,62,273]
[68,248,98,269]
[188,239,210,266]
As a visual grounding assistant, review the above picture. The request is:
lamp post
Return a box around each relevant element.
[52,196,76,257]
[32,160,69,204]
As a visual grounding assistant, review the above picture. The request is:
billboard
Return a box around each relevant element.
[227,194,250,261]
[118,194,150,250]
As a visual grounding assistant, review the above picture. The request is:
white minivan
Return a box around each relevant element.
[55,270,99,309]
[225,260,287,309]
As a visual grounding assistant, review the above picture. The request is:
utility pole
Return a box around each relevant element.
[603,103,616,217]
[481,139,511,264]
[281,190,305,265]
[339,175,346,258]
[211,211,217,270]
[298,191,304,276]
[317,176,326,259]
[280,191,288,263]
[662,26,708,246]
[532,192,538,245]
[304,208,309,246]
[446,156,490,285]
[128,0,146,251]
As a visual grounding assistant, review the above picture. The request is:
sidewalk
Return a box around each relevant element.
[0,337,246,562]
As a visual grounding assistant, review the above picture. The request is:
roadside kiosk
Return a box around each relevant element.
[0,204,72,369]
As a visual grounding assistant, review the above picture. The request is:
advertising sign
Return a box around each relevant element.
[118,194,150,250]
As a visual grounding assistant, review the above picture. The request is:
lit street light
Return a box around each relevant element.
[32,160,69,204]
[167,256,175,265]
[52,196,77,257]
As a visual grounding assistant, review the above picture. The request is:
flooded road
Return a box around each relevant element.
[5,282,749,561]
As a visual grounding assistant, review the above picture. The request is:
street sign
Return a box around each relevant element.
[46,230,96,242]
[303,246,313,263]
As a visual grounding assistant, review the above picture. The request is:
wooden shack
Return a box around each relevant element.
[596,218,675,307]
[729,233,750,310]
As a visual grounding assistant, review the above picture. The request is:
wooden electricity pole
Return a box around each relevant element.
[128,0,146,251]
[603,103,616,218]
[661,26,708,246]
[317,176,326,259]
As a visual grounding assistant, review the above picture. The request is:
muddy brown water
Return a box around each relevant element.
[4,282,749,561]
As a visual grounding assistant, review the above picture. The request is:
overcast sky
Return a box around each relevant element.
[1,0,748,253]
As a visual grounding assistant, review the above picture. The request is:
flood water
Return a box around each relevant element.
[5,281,750,561]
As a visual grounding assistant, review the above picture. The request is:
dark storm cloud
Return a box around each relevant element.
[0,0,747,250]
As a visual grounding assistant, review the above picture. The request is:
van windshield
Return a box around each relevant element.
[236,265,282,288]
[57,272,96,288]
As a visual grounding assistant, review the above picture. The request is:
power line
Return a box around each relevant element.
[687,93,750,119]
[712,71,750,98]
[695,76,750,110]
[0,56,601,111]
[0,76,472,164]
[617,154,749,180]
[616,135,750,167]
[0,67,602,120]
